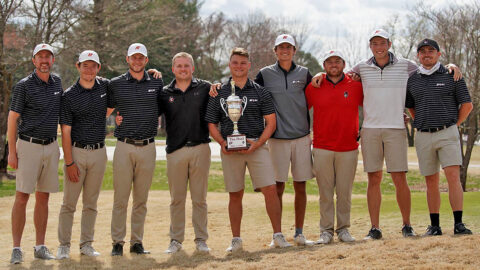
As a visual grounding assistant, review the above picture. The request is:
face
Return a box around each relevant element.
[324,56,345,78]
[417,46,441,68]
[369,37,391,59]
[275,43,296,62]
[172,56,194,81]
[126,53,148,73]
[229,54,251,78]
[77,60,100,82]
[32,50,54,73]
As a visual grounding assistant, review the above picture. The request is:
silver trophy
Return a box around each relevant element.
[220,80,248,150]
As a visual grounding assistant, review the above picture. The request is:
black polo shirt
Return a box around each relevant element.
[160,78,211,154]
[10,70,62,139]
[205,78,276,139]
[107,70,163,140]
[60,77,109,144]
[406,64,471,129]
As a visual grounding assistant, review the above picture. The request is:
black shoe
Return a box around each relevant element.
[402,225,416,237]
[454,223,472,235]
[363,227,382,240]
[111,243,123,256]
[423,225,442,236]
[130,243,150,254]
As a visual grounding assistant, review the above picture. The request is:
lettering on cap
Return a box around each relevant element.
[88,53,93,56]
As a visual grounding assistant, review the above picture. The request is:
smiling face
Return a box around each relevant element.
[126,53,148,73]
[229,54,251,79]
[417,46,441,69]
[324,56,345,78]
[77,60,100,83]
[172,56,194,81]
[32,50,54,73]
[274,43,296,62]
[369,36,392,60]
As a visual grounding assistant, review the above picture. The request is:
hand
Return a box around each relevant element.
[311,72,324,88]
[116,111,123,126]
[220,140,230,155]
[445,64,462,81]
[66,163,80,182]
[209,83,221,97]
[8,152,18,169]
[403,113,410,127]
[239,139,259,154]
[147,69,162,79]
[347,72,361,82]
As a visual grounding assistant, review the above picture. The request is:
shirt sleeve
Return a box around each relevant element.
[305,83,314,110]
[9,81,26,114]
[59,93,73,126]
[350,62,361,75]
[405,78,415,109]
[205,96,221,124]
[407,60,419,76]
[454,78,472,105]
[260,87,276,116]
[304,71,313,91]
[254,71,264,86]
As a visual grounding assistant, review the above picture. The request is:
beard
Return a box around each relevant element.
[326,69,343,78]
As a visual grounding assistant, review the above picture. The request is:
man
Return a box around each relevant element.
[406,38,473,236]
[57,50,113,259]
[7,43,62,263]
[108,43,163,256]
[206,47,292,252]
[306,50,363,244]
[159,52,211,254]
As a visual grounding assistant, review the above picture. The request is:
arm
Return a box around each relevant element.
[208,123,228,154]
[457,102,473,126]
[147,68,162,79]
[240,113,276,154]
[408,108,415,121]
[311,72,324,88]
[7,111,20,169]
[106,108,114,118]
[445,64,462,81]
[61,124,80,182]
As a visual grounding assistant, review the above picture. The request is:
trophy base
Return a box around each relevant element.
[226,134,249,151]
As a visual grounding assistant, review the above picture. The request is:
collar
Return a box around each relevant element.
[32,70,55,85]
[368,52,397,69]
[166,77,199,92]
[417,63,447,76]
[227,77,254,90]
[276,61,297,73]
[125,70,150,82]
[325,73,345,86]
[74,77,100,93]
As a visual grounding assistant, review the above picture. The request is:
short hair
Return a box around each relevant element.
[230,47,249,60]
[172,52,194,67]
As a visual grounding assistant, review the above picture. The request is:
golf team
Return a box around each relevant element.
[6,29,474,264]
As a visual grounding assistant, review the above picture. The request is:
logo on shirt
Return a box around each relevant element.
[194,91,200,96]
[169,96,175,103]
[147,89,156,93]
[53,91,61,95]
[436,83,445,86]
[292,80,304,84]
[100,93,106,98]
[249,98,258,102]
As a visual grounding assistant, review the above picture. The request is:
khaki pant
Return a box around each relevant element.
[167,143,210,243]
[111,141,156,245]
[58,147,107,248]
[312,148,358,234]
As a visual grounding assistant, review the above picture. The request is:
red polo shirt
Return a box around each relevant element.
[305,74,363,152]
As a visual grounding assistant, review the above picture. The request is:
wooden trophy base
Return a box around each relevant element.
[226,134,249,151]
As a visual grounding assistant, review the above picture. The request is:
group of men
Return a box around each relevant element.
[6,28,473,264]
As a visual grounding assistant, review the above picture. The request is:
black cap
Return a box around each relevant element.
[417,38,440,52]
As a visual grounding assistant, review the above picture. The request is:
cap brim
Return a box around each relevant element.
[34,49,54,57]
[128,52,147,57]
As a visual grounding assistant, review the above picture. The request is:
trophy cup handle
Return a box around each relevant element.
[241,96,248,116]
[220,98,228,117]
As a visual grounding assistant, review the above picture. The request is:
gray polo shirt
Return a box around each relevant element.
[255,62,312,139]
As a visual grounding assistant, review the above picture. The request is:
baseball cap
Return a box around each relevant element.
[417,38,440,52]
[274,34,296,47]
[369,29,390,41]
[78,50,101,65]
[322,50,345,64]
[32,43,54,57]
[127,43,148,57]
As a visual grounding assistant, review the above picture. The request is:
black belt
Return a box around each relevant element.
[19,134,56,145]
[185,141,204,147]
[417,124,454,133]
[73,141,105,150]
[119,137,154,146]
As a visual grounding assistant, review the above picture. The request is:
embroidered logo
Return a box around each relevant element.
[88,53,93,57]
[147,89,156,93]
[436,83,445,86]
[100,93,106,98]
[169,96,175,103]
[54,91,60,95]
[194,91,200,96]
[283,35,288,39]
[136,46,141,50]
[249,99,258,102]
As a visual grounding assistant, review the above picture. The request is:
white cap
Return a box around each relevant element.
[32,43,54,57]
[127,43,148,57]
[322,50,345,64]
[274,34,295,47]
[78,50,100,65]
[369,29,390,41]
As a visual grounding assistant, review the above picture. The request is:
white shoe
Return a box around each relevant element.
[272,233,293,248]
[165,240,182,254]
[338,230,355,242]
[80,245,100,257]
[226,238,243,252]
[195,240,210,253]
[294,234,315,246]
[56,245,70,259]
[315,232,333,244]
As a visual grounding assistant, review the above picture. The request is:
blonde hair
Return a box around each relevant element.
[230,47,249,60]
[172,52,194,67]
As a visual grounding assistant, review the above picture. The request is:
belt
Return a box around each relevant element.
[73,141,105,150]
[119,137,154,146]
[417,124,454,133]
[185,141,202,147]
[19,134,56,145]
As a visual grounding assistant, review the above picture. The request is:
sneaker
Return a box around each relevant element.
[195,240,210,253]
[423,225,442,236]
[130,243,150,254]
[10,249,23,264]
[34,246,55,260]
[80,245,100,257]
[272,233,293,248]
[364,227,382,240]
[454,223,473,235]
[111,243,123,256]
[294,234,314,246]
[56,245,70,259]
[165,240,182,254]
[338,230,355,242]
[402,225,416,237]
[226,238,243,252]
[315,232,333,244]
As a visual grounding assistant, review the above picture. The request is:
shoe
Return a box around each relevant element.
[315,232,333,244]
[164,240,182,254]
[195,240,210,253]
[10,249,23,264]
[111,243,123,256]
[364,227,382,240]
[56,245,70,259]
[294,234,314,246]
[338,230,355,242]
[34,246,55,260]
[402,225,416,237]
[272,233,293,248]
[226,238,243,252]
[130,243,150,254]
[423,225,442,236]
[454,223,473,235]
[80,245,100,257]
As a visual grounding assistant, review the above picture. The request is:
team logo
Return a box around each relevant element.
[329,50,334,54]
[88,53,93,56]
[375,30,380,34]
[54,91,61,95]
[436,83,445,86]
[424,41,428,44]
[147,89,156,93]
[136,46,141,50]
[42,45,47,48]
[283,35,288,39]
[100,93,106,98]
[249,98,258,102]
[169,96,175,103]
